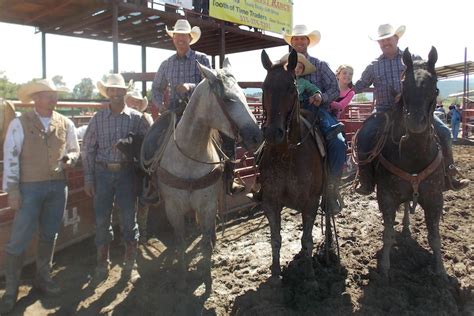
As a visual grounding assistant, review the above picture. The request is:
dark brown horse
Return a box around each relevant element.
[375,47,446,278]
[259,49,324,279]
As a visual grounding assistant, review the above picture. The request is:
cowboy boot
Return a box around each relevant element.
[442,145,470,191]
[139,176,160,205]
[445,164,470,191]
[225,161,245,195]
[94,244,110,282]
[123,241,140,284]
[33,240,61,295]
[326,176,343,215]
[354,163,375,195]
[0,253,25,313]
[245,177,262,202]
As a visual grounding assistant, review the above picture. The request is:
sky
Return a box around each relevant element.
[0,0,472,92]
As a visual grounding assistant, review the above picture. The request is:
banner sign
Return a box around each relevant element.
[158,0,193,9]
[209,0,293,34]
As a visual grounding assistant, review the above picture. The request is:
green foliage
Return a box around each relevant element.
[72,78,94,100]
[0,71,19,99]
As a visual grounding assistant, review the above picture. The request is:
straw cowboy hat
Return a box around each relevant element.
[166,19,201,45]
[369,24,406,41]
[17,78,69,103]
[97,73,132,98]
[124,89,148,112]
[283,25,321,48]
[280,52,316,76]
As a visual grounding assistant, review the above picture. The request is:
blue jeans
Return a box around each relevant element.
[94,164,138,246]
[357,110,452,161]
[5,180,67,256]
[451,120,460,140]
[303,105,347,177]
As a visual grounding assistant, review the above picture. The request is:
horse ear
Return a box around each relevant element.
[197,61,217,82]
[428,46,438,72]
[402,47,413,69]
[287,49,297,73]
[261,50,273,71]
[222,57,232,71]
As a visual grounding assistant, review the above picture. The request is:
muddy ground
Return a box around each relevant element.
[2,144,473,315]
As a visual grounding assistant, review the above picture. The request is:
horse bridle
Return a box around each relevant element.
[172,79,245,165]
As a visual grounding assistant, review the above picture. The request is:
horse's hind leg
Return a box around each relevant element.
[380,205,397,278]
[263,203,282,277]
[421,197,446,277]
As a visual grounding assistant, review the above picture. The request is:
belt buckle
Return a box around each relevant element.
[107,163,122,172]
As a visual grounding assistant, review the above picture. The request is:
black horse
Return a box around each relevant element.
[259,49,325,279]
[374,47,446,278]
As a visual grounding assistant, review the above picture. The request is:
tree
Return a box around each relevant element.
[52,75,66,87]
[0,72,19,100]
[72,78,94,100]
[51,75,72,99]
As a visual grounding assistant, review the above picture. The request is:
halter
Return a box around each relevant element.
[172,79,246,165]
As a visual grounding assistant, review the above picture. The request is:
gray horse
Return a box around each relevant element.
[156,59,263,291]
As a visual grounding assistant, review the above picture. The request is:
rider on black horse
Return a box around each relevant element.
[352,24,469,194]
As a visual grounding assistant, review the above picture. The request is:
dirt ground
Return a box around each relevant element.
[2,144,473,315]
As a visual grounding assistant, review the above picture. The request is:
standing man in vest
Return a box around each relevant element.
[82,74,150,284]
[0,79,79,313]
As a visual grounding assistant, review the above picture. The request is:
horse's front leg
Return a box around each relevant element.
[197,203,217,294]
[164,201,187,289]
[378,195,398,278]
[402,202,411,237]
[263,201,282,277]
[420,196,446,277]
[300,205,318,279]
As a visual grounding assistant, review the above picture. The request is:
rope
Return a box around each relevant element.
[351,111,392,166]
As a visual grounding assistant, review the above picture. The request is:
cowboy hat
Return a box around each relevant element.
[369,24,406,41]
[97,73,133,98]
[280,52,316,76]
[283,25,321,48]
[166,19,201,45]
[17,78,69,103]
[124,89,148,112]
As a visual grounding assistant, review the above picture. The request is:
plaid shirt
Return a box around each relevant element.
[152,49,210,112]
[354,48,405,109]
[81,106,150,183]
[301,54,339,108]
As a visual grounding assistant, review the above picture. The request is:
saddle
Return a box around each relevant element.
[299,109,326,158]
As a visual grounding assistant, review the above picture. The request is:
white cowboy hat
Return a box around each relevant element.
[124,89,148,112]
[166,19,201,45]
[283,25,321,48]
[17,78,69,103]
[97,73,133,98]
[369,24,406,41]
[280,52,316,76]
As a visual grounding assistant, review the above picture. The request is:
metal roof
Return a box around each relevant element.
[435,61,474,79]
[0,0,286,56]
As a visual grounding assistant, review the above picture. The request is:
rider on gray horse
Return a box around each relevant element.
[149,19,245,196]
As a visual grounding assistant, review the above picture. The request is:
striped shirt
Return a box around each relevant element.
[301,54,339,108]
[81,106,150,183]
[152,49,211,112]
[354,48,405,110]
